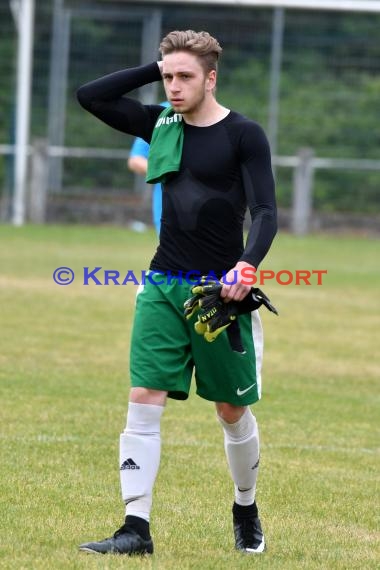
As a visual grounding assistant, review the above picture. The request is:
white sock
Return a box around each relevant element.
[218,408,260,506]
[120,402,164,522]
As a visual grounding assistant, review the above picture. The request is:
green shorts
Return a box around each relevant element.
[129,273,264,406]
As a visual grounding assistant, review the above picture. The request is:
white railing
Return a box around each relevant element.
[1,142,380,232]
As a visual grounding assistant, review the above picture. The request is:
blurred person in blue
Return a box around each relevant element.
[128,102,170,235]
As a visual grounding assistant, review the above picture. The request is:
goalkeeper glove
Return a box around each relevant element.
[184,278,278,353]
[183,275,222,320]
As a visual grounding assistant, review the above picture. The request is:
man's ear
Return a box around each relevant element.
[206,69,217,91]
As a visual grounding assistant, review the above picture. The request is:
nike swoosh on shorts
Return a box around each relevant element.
[236,383,256,396]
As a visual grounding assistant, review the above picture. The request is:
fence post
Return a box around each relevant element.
[291,147,315,235]
[29,138,48,223]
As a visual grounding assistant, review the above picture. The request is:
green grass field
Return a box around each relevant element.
[0,225,379,570]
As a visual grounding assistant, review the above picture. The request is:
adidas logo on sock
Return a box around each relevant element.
[120,458,140,470]
[251,457,260,470]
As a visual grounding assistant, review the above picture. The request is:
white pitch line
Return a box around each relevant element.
[264,443,378,455]
[165,441,378,455]
[0,434,377,455]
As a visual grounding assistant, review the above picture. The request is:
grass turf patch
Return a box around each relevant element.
[0,225,378,569]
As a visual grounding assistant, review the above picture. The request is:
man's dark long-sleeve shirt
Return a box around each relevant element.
[77,63,277,274]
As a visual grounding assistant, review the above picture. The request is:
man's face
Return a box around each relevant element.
[162,51,216,115]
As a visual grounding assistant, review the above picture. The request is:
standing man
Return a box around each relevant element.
[77,30,277,556]
[128,102,170,235]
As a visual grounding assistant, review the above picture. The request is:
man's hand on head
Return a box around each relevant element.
[220,261,256,302]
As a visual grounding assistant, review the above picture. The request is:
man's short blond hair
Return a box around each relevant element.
[160,30,222,73]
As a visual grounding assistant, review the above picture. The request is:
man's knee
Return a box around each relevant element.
[129,387,167,406]
[216,402,246,424]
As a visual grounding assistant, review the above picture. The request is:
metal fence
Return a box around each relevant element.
[1,0,380,230]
